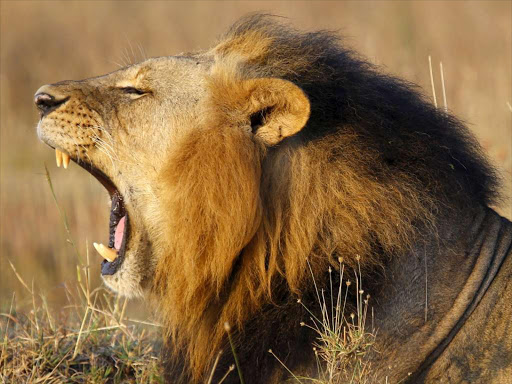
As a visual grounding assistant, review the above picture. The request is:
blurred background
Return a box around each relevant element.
[1,1,511,312]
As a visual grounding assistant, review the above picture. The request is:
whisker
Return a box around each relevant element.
[137,42,147,61]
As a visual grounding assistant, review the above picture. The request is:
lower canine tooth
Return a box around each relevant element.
[62,153,70,169]
[93,242,118,262]
[55,149,62,168]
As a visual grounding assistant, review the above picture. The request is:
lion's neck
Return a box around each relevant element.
[369,205,512,383]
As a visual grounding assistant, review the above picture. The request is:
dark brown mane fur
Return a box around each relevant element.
[153,15,500,383]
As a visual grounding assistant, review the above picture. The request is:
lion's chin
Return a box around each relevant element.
[101,249,146,298]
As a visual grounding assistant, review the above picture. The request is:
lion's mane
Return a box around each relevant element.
[151,15,499,381]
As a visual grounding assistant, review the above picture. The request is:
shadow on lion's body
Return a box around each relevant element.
[35,15,512,383]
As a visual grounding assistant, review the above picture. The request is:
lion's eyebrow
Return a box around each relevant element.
[115,80,138,88]
[115,68,148,88]
[135,67,147,79]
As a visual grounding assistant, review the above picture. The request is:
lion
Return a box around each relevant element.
[35,15,512,384]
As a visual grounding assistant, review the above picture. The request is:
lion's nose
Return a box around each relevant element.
[34,85,68,115]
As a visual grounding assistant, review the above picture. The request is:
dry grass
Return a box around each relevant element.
[303,261,375,384]
[0,260,163,383]
[269,259,376,384]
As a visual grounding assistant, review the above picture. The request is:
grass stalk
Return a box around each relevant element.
[428,55,438,108]
[224,322,245,384]
[44,164,82,264]
[439,62,448,112]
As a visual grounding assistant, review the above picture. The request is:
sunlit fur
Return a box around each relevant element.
[149,16,499,381]
[36,14,501,382]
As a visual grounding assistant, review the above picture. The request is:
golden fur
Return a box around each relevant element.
[36,15,501,382]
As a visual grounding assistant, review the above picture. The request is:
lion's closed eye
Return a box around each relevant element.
[119,87,147,96]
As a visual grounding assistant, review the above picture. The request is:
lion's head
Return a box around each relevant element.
[36,15,500,382]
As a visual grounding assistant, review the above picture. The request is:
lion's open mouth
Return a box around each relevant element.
[54,148,129,276]
[100,189,129,276]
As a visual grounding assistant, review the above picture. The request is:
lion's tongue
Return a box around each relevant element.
[114,216,126,251]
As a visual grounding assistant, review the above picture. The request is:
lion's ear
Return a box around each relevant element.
[241,78,310,145]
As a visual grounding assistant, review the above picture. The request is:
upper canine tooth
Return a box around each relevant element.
[62,153,70,169]
[93,242,118,262]
[55,149,62,168]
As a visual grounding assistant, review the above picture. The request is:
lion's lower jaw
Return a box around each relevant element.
[102,272,145,298]
[101,253,152,299]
